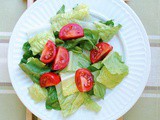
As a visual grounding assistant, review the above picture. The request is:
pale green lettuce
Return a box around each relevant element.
[97,52,128,88]
[56,83,84,117]
[65,51,91,72]
[28,31,55,55]
[94,22,122,42]
[28,83,47,102]
[51,4,89,31]
[60,72,78,96]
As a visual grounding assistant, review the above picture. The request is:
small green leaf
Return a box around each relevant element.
[57,5,65,14]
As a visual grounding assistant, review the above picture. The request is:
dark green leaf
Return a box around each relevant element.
[57,5,65,14]
[54,31,59,38]
[19,58,51,84]
[100,20,114,27]
[71,46,83,54]
[46,86,61,110]
[55,38,65,46]
[87,88,94,96]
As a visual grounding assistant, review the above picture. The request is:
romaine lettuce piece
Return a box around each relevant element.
[65,51,91,71]
[51,4,89,31]
[60,72,78,96]
[19,58,50,84]
[87,61,103,72]
[82,93,101,112]
[28,83,47,102]
[94,22,122,42]
[57,5,65,14]
[102,52,129,75]
[56,83,84,117]
[46,86,61,110]
[28,31,55,55]
[97,52,128,88]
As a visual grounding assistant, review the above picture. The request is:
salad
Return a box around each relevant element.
[19,4,129,117]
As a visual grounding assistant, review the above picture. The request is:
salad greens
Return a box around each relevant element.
[46,86,61,110]
[29,31,55,55]
[28,83,47,102]
[19,58,50,84]
[19,4,129,118]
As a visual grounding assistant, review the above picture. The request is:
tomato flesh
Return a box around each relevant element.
[90,42,113,63]
[59,23,84,40]
[52,46,69,70]
[40,72,61,87]
[40,40,56,64]
[75,68,93,92]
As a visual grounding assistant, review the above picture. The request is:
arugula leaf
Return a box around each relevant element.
[57,5,65,14]
[46,86,61,110]
[71,46,83,54]
[28,83,47,102]
[55,38,64,47]
[100,20,114,27]
[19,58,51,84]
[54,31,59,38]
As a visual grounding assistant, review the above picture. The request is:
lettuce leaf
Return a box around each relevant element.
[100,19,114,27]
[60,72,78,96]
[82,93,101,112]
[46,86,61,110]
[87,61,103,72]
[57,5,65,14]
[65,51,91,72]
[51,4,89,32]
[94,22,122,42]
[97,52,129,88]
[19,58,51,84]
[28,83,47,102]
[92,71,106,99]
[28,31,55,55]
[56,83,84,117]
[64,29,99,51]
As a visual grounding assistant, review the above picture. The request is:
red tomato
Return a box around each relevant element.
[40,72,61,87]
[40,40,56,64]
[90,42,113,63]
[52,46,69,70]
[59,23,84,40]
[75,68,94,92]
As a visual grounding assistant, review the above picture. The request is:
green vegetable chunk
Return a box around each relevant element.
[28,83,47,102]
[97,52,129,88]
[29,31,55,55]
[56,83,84,117]
[82,93,101,112]
[88,61,104,72]
[57,5,65,14]
[60,72,78,96]
[94,22,122,42]
[51,4,89,32]
[19,58,50,84]
[46,86,61,110]
[65,51,91,72]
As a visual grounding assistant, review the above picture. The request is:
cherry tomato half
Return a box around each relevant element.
[52,46,69,70]
[90,42,113,63]
[40,40,56,64]
[75,68,94,92]
[40,72,61,87]
[59,23,84,40]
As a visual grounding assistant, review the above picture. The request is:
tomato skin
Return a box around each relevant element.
[40,40,56,64]
[90,42,113,63]
[52,46,69,70]
[59,23,84,40]
[40,72,61,87]
[75,68,94,92]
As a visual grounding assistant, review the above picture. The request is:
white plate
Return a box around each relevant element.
[8,0,151,120]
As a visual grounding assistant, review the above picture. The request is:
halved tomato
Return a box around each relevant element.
[40,40,56,64]
[75,68,93,92]
[90,42,113,63]
[59,23,84,40]
[40,72,61,87]
[52,46,69,70]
